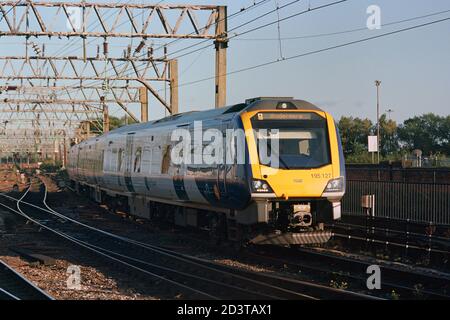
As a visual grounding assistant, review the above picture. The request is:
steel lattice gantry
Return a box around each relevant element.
[0,1,228,163]
[0,55,172,116]
[0,2,222,39]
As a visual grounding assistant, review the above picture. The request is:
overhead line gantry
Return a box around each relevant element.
[0,1,228,163]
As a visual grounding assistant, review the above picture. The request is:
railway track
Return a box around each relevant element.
[328,221,450,254]
[0,259,53,300]
[242,245,450,300]
[0,176,379,300]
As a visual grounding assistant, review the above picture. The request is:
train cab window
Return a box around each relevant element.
[252,113,331,169]
[134,147,142,173]
[258,129,330,169]
[161,145,171,174]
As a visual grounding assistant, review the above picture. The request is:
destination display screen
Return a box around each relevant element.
[256,112,323,121]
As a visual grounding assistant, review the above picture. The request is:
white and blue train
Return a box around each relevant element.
[68,97,346,245]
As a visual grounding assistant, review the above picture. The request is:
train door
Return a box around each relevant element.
[96,148,105,186]
[217,122,229,200]
[92,141,100,186]
[124,133,136,193]
[75,147,81,179]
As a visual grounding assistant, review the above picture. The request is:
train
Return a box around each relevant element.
[67,97,346,245]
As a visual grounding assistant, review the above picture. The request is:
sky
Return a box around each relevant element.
[1,0,449,125]
[174,0,450,124]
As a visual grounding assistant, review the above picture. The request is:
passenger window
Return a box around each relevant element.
[161,145,171,174]
[101,150,105,171]
[141,148,153,174]
[134,147,142,173]
[111,148,118,171]
[118,149,124,172]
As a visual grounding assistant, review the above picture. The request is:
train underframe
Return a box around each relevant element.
[229,198,337,245]
[72,181,337,246]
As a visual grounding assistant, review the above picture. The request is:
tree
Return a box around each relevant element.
[439,115,450,155]
[109,116,123,130]
[93,115,138,132]
[338,116,373,157]
[397,113,449,155]
[338,113,448,163]
[379,114,398,156]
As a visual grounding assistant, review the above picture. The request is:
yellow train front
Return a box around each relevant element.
[228,97,345,245]
[68,97,345,246]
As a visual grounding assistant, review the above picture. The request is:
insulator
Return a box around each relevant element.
[103,41,109,55]
[102,80,109,92]
[135,40,145,54]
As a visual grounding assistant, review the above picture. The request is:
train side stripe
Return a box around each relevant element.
[173,175,189,201]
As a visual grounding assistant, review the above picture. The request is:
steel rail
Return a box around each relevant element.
[54,184,384,299]
[0,287,20,300]
[329,221,450,244]
[0,258,53,300]
[0,177,374,300]
[14,183,220,299]
[34,184,314,299]
[243,248,450,300]
[38,179,379,300]
[58,181,450,299]
[0,182,307,299]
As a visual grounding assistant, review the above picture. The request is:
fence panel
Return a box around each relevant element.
[342,180,450,225]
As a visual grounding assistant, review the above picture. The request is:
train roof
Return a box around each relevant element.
[106,97,323,135]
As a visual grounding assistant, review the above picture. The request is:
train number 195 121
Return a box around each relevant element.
[311,173,332,179]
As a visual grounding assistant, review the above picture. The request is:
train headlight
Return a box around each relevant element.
[324,177,345,193]
[252,180,273,193]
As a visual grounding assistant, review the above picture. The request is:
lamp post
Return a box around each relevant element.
[375,80,381,164]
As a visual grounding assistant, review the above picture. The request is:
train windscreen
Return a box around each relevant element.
[251,112,331,169]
